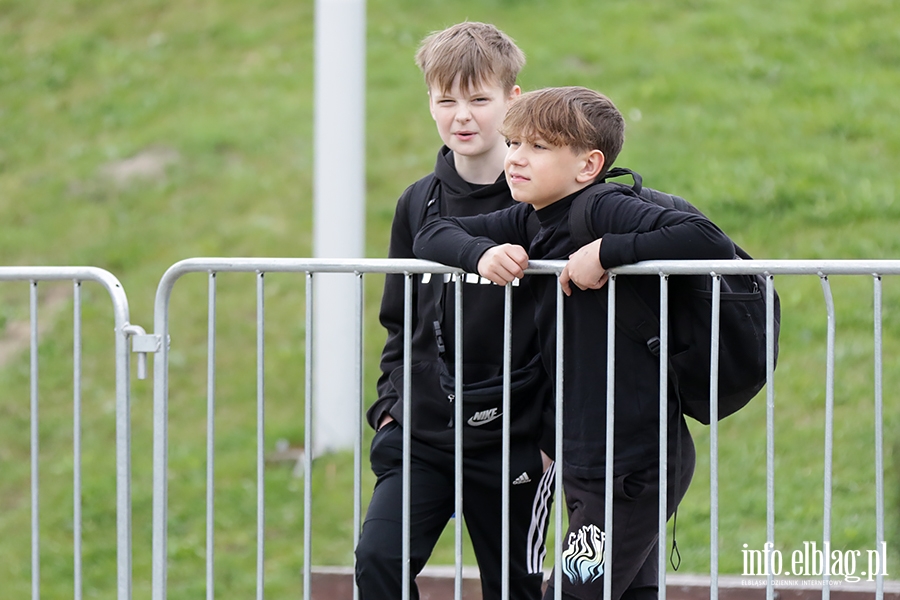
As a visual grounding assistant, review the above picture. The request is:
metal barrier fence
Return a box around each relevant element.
[145,258,898,600]
[0,267,149,600]
[598,259,894,600]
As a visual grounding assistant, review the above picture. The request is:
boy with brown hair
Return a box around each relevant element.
[414,86,735,600]
[354,22,555,600]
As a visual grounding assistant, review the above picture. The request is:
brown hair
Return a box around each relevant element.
[414,22,525,95]
[500,86,625,178]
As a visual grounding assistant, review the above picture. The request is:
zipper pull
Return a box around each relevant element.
[448,393,455,428]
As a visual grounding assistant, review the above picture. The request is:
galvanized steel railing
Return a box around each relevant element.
[145,258,898,600]
[577,259,894,600]
[0,267,148,600]
[4,259,892,598]
[148,258,462,600]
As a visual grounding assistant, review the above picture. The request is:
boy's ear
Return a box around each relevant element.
[508,85,521,100]
[427,89,437,121]
[576,150,605,183]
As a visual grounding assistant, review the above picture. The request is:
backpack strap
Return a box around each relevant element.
[569,187,598,250]
[406,174,441,236]
[428,191,541,359]
[406,175,447,354]
[569,182,621,249]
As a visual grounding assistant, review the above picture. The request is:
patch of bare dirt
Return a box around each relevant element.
[98,146,180,187]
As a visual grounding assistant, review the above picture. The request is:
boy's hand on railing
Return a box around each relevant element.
[559,238,608,296]
[477,244,529,286]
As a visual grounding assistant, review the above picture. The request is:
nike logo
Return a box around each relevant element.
[467,408,501,427]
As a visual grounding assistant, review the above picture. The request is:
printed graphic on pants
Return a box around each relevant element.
[562,524,605,584]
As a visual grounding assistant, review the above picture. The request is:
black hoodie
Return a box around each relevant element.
[367,147,553,454]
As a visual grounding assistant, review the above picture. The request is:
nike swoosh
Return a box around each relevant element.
[467,412,502,427]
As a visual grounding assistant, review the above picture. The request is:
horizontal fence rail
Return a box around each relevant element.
[146,258,900,600]
[0,267,143,600]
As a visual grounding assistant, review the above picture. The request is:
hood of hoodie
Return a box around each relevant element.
[433,146,512,216]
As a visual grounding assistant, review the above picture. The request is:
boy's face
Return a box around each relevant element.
[504,137,600,210]
[428,75,518,161]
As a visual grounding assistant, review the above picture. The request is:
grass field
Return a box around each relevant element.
[1,0,899,597]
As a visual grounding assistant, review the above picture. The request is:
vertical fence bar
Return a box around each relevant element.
[303,273,314,600]
[603,274,617,600]
[709,275,721,600]
[353,272,364,600]
[30,281,40,600]
[73,281,83,600]
[401,273,413,600]
[206,272,217,600]
[115,287,134,600]
[554,279,564,600]
[454,274,464,600]
[256,272,266,600]
[765,274,776,600]
[502,283,513,600]
[820,275,835,600]
[153,283,171,600]
[873,275,884,600]
[657,274,669,600]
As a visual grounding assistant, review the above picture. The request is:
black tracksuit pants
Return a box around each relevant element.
[355,421,554,600]
[544,423,696,600]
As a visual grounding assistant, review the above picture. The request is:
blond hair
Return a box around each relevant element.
[415,22,525,95]
[500,86,625,178]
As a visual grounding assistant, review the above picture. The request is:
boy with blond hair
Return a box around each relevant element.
[355,22,554,600]
[414,86,735,600]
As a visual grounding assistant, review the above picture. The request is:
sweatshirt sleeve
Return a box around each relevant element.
[414,203,533,271]
[595,192,735,269]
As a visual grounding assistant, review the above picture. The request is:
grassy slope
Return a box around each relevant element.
[0,0,898,596]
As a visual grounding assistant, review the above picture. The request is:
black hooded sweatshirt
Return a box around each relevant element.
[368,147,553,454]
[413,183,735,477]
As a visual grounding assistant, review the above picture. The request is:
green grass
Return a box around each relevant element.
[1,0,899,596]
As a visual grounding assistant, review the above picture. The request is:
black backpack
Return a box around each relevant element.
[569,167,781,424]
